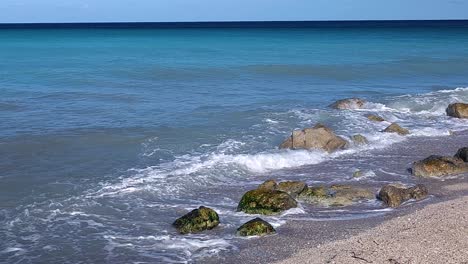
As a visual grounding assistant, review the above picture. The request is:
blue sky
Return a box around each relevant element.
[1,0,468,23]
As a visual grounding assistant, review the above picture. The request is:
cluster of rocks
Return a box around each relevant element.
[172,99,467,237]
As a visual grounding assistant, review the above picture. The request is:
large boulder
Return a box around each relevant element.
[298,185,374,207]
[455,147,468,162]
[382,123,410,135]
[378,184,428,207]
[446,103,468,118]
[366,114,385,122]
[236,218,276,237]
[279,123,348,152]
[412,155,468,177]
[173,206,220,234]
[330,98,366,110]
[237,188,297,215]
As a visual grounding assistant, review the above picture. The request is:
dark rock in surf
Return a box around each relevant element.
[455,147,468,162]
[237,218,276,237]
[329,98,366,110]
[412,155,468,177]
[173,206,220,234]
[378,184,428,208]
[366,114,385,122]
[258,179,278,191]
[237,188,297,215]
[382,123,410,135]
[279,123,348,152]
[446,103,468,118]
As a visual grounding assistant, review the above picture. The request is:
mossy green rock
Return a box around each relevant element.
[237,189,297,215]
[298,185,374,207]
[173,206,219,234]
[237,218,276,236]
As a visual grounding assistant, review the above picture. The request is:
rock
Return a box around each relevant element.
[330,98,366,110]
[279,123,348,152]
[366,114,385,122]
[352,134,368,145]
[412,155,468,177]
[173,206,220,234]
[298,185,374,207]
[258,179,277,191]
[446,103,468,118]
[236,218,276,236]
[382,123,410,135]
[378,184,428,207]
[237,189,297,215]
[277,181,308,197]
[353,170,363,178]
[455,147,468,162]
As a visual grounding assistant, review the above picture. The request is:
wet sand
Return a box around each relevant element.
[203,132,468,264]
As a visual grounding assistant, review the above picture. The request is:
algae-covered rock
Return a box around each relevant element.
[237,189,297,215]
[298,185,374,207]
[236,218,276,237]
[173,206,220,234]
[446,103,468,118]
[366,114,385,122]
[382,123,410,135]
[277,181,308,197]
[412,155,468,177]
[329,98,366,110]
[378,184,428,208]
[455,147,468,162]
[279,123,348,152]
[352,134,369,145]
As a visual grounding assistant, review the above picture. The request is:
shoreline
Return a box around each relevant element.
[277,188,468,264]
[203,131,468,264]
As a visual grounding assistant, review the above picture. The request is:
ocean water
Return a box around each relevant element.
[1,26,468,263]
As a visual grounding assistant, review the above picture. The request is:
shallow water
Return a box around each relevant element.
[1,27,468,263]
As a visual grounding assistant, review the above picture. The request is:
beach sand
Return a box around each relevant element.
[277,187,468,264]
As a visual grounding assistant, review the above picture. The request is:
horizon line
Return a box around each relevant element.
[1,19,468,29]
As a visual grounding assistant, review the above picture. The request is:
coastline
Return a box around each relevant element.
[277,190,468,264]
[203,131,468,264]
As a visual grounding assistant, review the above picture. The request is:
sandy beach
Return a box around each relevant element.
[278,188,468,264]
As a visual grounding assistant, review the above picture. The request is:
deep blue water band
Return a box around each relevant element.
[1,20,468,29]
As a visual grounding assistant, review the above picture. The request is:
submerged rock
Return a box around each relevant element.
[455,147,468,162]
[366,114,385,122]
[382,123,410,135]
[329,98,366,110]
[298,185,374,207]
[353,170,363,178]
[352,134,369,145]
[237,188,297,215]
[237,218,276,236]
[173,206,220,234]
[378,184,428,207]
[446,103,468,118]
[279,123,348,152]
[412,155,468,177]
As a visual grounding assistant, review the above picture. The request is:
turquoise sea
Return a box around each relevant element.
[1,25,468,263]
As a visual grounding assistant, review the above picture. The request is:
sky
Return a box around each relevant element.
[1,0,468,23]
